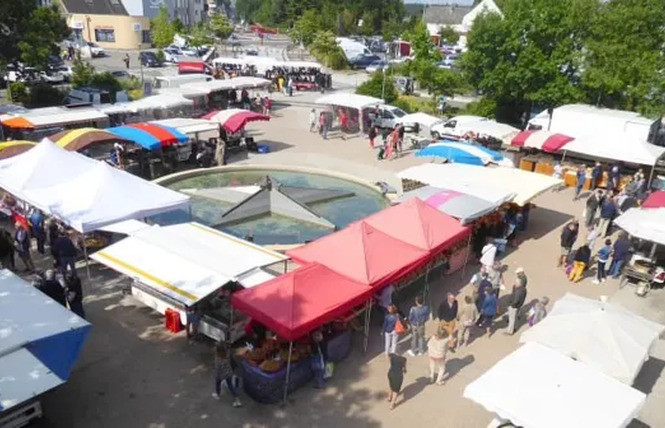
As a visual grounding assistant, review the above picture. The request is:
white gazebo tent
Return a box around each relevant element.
[464,342,646,428]
[519,293,665,385]
[90,222,287,326]
[614,208,665,246]
[316,93,384,111]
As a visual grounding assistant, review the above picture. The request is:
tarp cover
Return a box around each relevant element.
[287,221,428,288]
[519,293,665,385]
[614,208,665,246]
[0,270,90,411]
[398,163,560,206]
[416,141,514,167]
[642,191,665,209]
[91,223,286,306]
[395,186,499,224]
[316,93,384,110]
[203,108,270,133]
[464,342,646,428]
[231,263,371,341]
[395,112,443,129]
[563,134,665,166]
[362,198,470,253]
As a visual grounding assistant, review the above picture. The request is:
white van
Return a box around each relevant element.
[370,105,408,129]
[152,74,212,89]
[430,115,487,139]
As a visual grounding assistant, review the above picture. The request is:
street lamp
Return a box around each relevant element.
[138,44,144,85]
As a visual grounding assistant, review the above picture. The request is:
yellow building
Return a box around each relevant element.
[61,0,151,50]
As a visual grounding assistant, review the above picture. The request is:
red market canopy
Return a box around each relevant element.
[642,191,665,209]
[511,130,574,153]
[203,108,270,133]
[287,221,429,288]
[363,198,470,253]
[231,263,371,341]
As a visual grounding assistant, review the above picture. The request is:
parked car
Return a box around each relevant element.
[57,66,73,82]
[348,54,381,70]
[87,42,105,57]
[430,115,488,139]
[110,70,132,80]
[139,51,162,67]
[47,54,65,70]
[245,48,259,56]
[163,47,181,63]
[39,70,65,84]
[365,60,388,73]
[372,105,408,129]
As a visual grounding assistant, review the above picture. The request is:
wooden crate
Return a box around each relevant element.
[520,159,536,172]
[535,162,554,176]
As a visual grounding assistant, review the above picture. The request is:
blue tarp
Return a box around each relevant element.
[416,140,504,166]
[107,126,161,150]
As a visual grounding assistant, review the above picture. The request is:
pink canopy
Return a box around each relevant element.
[287,221,429,288]
[511,130,574,153]
[203,108,270,133]
[643,191,665,209]
[231,263,371,341]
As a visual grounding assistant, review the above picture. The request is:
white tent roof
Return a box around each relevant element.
[151,118,220,140]
[97,95,193,115]
[212,57,245,66]
[226,76,272,89]
[98,219,150,235]
[399,163,559,205]
[563,134,665,166]
[90,223,287,306]
[395,112,443,129]
[316,93,384,110]
[153,86,209,99]
[519,293,665,385]
[0,140,190,233]
[6,106,109,128]
[615,208,665,245]
[464,342,646,428]
[458,120,520,142]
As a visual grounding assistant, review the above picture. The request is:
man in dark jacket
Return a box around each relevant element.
[598,197,617,237]
[590,162,602,190]
[438,292,459,346]
[40,269,67,307]
[505,271,527,335]
[65,272,85,318]
[585,190,602,228]
[609,233,631,278]
[53,232,78,277]
[559,221,579,267]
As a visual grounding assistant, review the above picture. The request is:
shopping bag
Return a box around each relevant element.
[394,317,406,335]
[324,362,334,379]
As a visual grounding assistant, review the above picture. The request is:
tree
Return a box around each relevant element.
[437,26,459,44]
[292,10,330,46]
[582,0,665,116]
[209,12,234,41]
[189,22,213,48]
[459,0,596,122]
[71,56,96,88]
[356,71,398,104]
[310,30,346,69]
[0,3,68,69]
[151,6,175,49]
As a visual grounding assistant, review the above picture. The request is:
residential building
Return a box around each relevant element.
[424,0,502,43]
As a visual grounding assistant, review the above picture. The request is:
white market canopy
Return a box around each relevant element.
[98,95,193,115]
[0,140,190,233]
[316,93,384,110]
[398,162,561,205]
[90,222,287,307]
[181,77,271,94]
[0,270,90,412]
[519,293,665,385]
[615,208,665,246]
[464,342,646,428]
[395,112,443,129]
[458,119,520,142]
[562,134,665,166]
[1,106,109,129]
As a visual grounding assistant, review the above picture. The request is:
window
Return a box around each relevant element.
[141,30,151,44]
[94,29,115,43]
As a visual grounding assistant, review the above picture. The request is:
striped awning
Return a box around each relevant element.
[511,130,574,153]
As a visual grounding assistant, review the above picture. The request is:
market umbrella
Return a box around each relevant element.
[50,128,131,152]
[510,130,574,153]
[0,141,36,160]
[519,293,665,385]
[464,342,646,428]
[203,108,270,133]
[395,186,498,225]
[416,141,514,167]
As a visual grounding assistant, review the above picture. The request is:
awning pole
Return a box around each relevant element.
[83,234,91,280]
[282,341,294,405]
[283,259,287,274]
[561,150,567,163]
[650,242,657,259]
[363,299,372,354]
[648,163,656,188]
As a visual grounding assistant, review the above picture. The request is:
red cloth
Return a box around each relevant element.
[232,263,371,341]
[643,191,665,209]
[287,221,429,288]
[127,123,180,147]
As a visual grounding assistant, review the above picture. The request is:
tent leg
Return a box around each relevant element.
[283,260,288,274]
[363,299,372,354]
[282,342,294,405]
[561,150,567,163]
[83,236,91,280]
[650,242,657,259]
[648,163,656,189]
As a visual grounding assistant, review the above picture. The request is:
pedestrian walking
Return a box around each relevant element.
[52,231,78,277]
[574,166,586,200]
[309,108,317,132]
[590,162,602,190]
[598,196,617,237]
[527,297,549,327]
[585,190,602,228]
[310,330,328,389]
[13,222,34,272]
[505,268,528,335]
[0,228,15,270]
[387,353,407,410]
[586,224,599,250]
[558,220,579,267]
[28,209,45,254]
[123,53,130,69]
[480,240,497,270]
[212,342,242,407]
[475,271,492,312]
[457,295,479,347]
[382,305,401,355]
[487,261,503,299]
[65,272,85,318]
[41,269,66,306]
[480,289,498,337]
[594,238,613,284]
[568,244,591,283]
[427,328,448,385]
[608,165,620,191]
[368,125,378,148]
[609,233,631,278]
[406,295,429,356]
[437,293,458,348]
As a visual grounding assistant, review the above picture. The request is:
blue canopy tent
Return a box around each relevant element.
[416,141,512,167]
[0,270,91,413]
[106,123,188,151]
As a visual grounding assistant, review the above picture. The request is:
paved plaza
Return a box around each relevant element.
[32,105,665,428]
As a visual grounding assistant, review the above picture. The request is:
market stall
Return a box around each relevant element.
[464,342,646,428]
[510,130,575,153]
[416,140,515,167]
[519,293,665,385]
[91,222,287,341]
[0,106,110,141]
[107,122,189,151]
[50,127,131,153]
[0,269,91,424]
[0,140,36,160]
[316,93,384,134]
[231,263,371,403]
[203,108,270,133]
